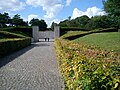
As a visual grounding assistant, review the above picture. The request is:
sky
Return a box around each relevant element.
[0,0,106,27]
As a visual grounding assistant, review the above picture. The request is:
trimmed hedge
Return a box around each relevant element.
[0,26,32,37]
[60,27,118,36]
[60,27,90,31]
[0,38,31,58]
[63,28,118,40]
[0,31,26,38]
[60,27,89,36]
[0,30,31,58]
[54,28,120,90]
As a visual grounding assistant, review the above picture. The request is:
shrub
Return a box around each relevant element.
[60,27,90,36]
[0,26,32,37]
[54,28,120,90]
[0,30,31,58]
[0,38,31,58]
[0,31,26,38]
[62,28,118,40]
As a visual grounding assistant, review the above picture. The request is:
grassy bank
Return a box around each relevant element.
[74,32,120,53]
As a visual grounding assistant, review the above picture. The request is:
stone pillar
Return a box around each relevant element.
[32,26,39,42]
[118,29,120,32]
[54,26,60,38]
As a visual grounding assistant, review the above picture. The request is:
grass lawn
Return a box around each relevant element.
[74,32,120,53]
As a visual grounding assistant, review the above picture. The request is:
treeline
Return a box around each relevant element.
[0,13,28,28]
[58,15,120,30]
[52,0,120,30]
[0,13,47,31]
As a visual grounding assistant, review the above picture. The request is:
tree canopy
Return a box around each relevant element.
[59,15,114,30]
[12,14,28,26]
[104,0,120,28]
[104,0,120,16]
[0,13,28,28]
[29,18,47,31]
[58,0,120,30]
[0,13,10,28]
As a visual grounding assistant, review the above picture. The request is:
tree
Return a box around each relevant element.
[68,16,71,21]
[51,22,58,30]
[29,19,47,31]
[85,15,114,29]
[59,15,90,28]
[67,19,78,27]
[39,19,47,31]
[0,12,10,28]
[104,0,120,28]
[29,18,40,26]
[104,0,120,16]
[12,14,28,26]
[59,20,69,27]
[75,15,90,28]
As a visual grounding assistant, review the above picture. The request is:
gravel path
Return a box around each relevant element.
[0,40,64,90]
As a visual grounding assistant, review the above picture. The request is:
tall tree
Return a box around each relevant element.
[29,19,47,31]
[12,14,28,26]
[51,22,58,30]
[86,15,114,29]
[29,18,40,26]
[59,20,69,27]
[104,0,120,28]
[76,15,90,28]
[0,12,10,28]
[104,0,120,16]
[68,16,71,21]
[39,19,47,31]
[59,15,90,28]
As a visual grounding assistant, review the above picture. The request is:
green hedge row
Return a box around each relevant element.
[60,27,90,31]
[63,28,118,40]
[0,31,26,38]
[0,29,31,58]
[60,27,118,36]
[60,27,89,36]
[0,38,31,58]
[54,28,120,90]
[0,26,32,37]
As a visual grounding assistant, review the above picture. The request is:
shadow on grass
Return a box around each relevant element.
[0,42,50,68]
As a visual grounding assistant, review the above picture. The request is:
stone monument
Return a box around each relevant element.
[54,26,60,38]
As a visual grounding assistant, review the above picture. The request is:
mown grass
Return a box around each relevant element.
[74,32,120,53]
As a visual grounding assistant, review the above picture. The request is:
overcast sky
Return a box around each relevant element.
[0,0,105,27]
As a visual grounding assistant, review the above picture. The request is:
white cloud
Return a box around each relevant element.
[52,19,62,24]
[71,8,83,19]
[66,0,72,6]
[26,0,63,20]
[71,6,106,19]
[43,4,63,20]
[0,0,25,12]
[28,14,39,22]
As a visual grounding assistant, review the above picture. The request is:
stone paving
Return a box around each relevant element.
[0,40,64,90]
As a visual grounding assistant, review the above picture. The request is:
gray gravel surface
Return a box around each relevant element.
[0,41,64,90]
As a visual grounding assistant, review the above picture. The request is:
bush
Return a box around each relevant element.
[63,28,118,40]
[0,30,31,58]
[54,29,120,90]
[0,26,32,37]
[0,38,31,58]
[0,31,26,38]
[60,27,90,36]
